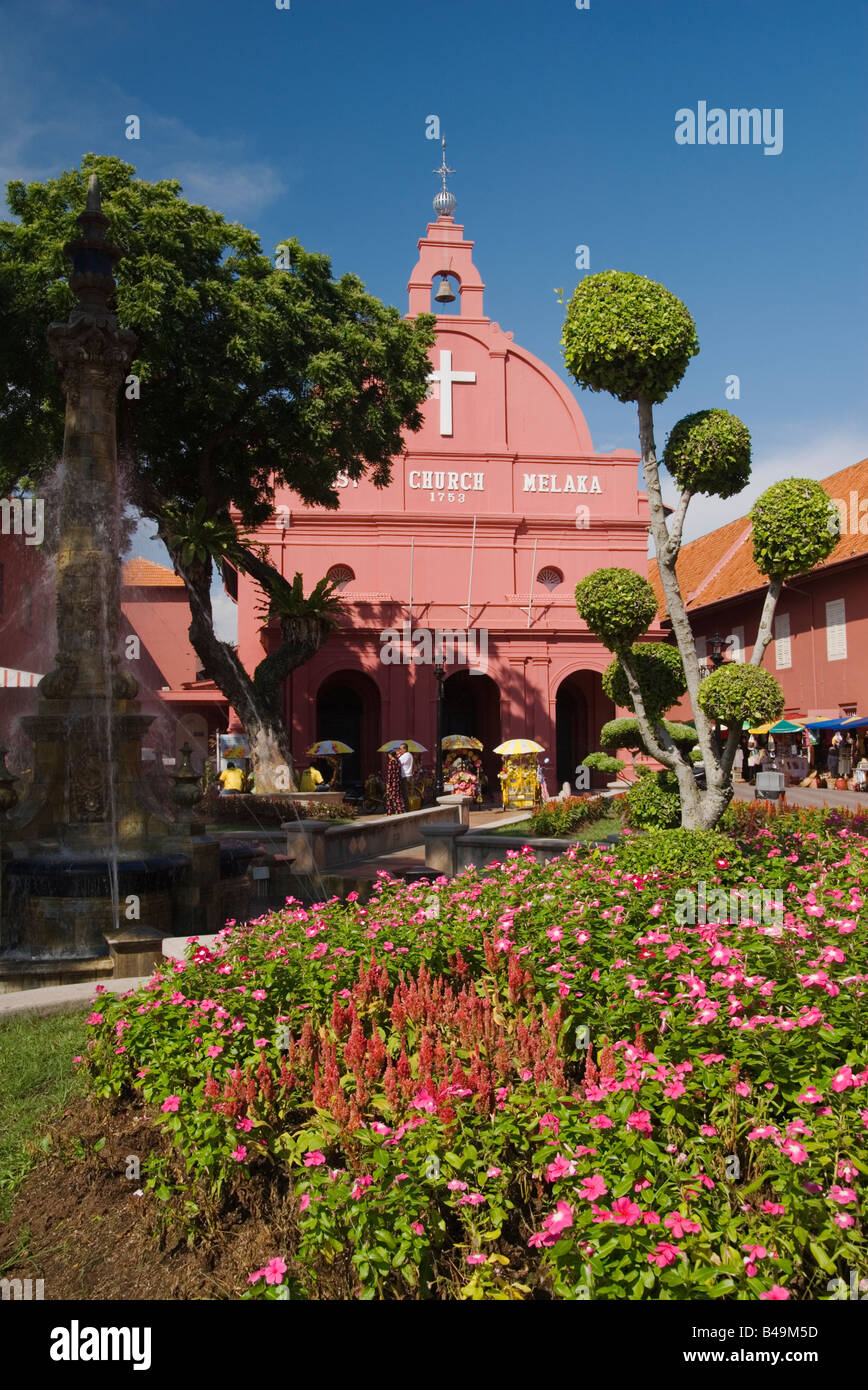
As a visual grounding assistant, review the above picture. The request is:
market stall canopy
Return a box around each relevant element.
[840,715,868,729]
[306,740,354,755]
[378,740,428,753]
[494,739,544,755]
[803,717,850,731]
[441,735,483,750]
[769,720,806,734]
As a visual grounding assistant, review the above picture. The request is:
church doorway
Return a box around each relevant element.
[555,670,614,790]
[315,671,381,786]
[443,670,501,793]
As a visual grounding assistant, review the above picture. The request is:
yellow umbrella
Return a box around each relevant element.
[441,734,483,751]
[494,738,544,755]
[749,723,773,736]
[378,739,428,753]
[307,740,354,755]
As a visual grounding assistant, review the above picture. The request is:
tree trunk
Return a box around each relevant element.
[168,547,299,793]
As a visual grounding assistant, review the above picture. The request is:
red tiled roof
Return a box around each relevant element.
[649,458,868,618]
[122,557,184,588]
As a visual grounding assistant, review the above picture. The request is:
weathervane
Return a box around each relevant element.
[432,137,457,218]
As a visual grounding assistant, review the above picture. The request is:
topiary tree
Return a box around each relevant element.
[582,751,627,781]
[602,644,687,722]
[563,271,839,829]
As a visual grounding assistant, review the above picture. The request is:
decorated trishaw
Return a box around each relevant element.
[494,739,545,809]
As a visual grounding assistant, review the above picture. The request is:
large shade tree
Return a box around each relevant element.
[563,271,839,829]
[0,154,436,790]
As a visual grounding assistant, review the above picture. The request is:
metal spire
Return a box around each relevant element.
[432,137,457,218]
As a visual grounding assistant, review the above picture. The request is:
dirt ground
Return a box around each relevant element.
[0,1096,297,1301]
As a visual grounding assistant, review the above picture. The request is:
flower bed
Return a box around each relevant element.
[79,807,868,1300]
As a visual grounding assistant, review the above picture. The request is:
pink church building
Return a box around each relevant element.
[233,177,657,792]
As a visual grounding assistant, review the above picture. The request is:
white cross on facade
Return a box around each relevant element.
[427,349,476,437]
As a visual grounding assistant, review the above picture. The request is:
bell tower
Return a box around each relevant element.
[407,140,487,321]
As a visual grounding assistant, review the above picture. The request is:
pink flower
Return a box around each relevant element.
[827,1185,858,1205]
[664,1212,701,1237]
[466,1253,487,1265]
[760,1285,790,1300]
[699,1125,717,1137]
[779,1139,808,1164]
[626,1110,652,1137]
[831,1066,856,1092]
[648,1242,681,1268]
[458,1193,486,1206]
[735,1082,751,1097]
[486,1166,502,1178]
[410,1221,424,1235]
[160,1095,180,1113]
[761,1201,785,1215]
[206,1044,223,1058]
[231,1145,247,1162]
[236,1117,254,1132]
[304,1150,326,1166]
[299,1193,311,1213]
[590,1115,613,1130]
[447,1179,468,1191]
[539,1113,560,1136]
[263,1256,287,1285]
[546,1154,577,1182]
[86,1013,103,1025]
[797,1086,823,1104]
[544,1200,574,1237]
[611,1197,643,1226]
[350,1175,374,1199]
[520,1068,533,1081]
[370,1122,392,1135]
[411,1088,437,1113]
[834,1213,855,1228]
[578,1174,608,1202]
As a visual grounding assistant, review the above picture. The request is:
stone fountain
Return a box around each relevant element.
[0,175,260,991]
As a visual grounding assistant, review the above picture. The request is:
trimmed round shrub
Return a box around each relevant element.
[613,828,747,881]
[599,717,697,755]
[620,770,681,830]
[602,643,687,721]
[574,568,658,650]
[663,409,751,499]
[582,753,625,777]
[561,270,699,405]
[697,663,784,726]
[750,478,840,579]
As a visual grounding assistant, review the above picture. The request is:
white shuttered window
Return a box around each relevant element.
[774,612,792,670]
[826,599,847,662]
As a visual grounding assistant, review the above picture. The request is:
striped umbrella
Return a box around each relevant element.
[306,740,354,756]
[378,740,428,753]
[441,734,483,751]
[494,738,544,755]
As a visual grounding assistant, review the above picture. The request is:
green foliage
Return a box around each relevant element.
[599,718,696,755]
[561,270,699,405]
[602,643,687,721]
[613,828,746,880]
[0,152,436,524]
[582,753,625,777]
[256,570,341,628]
[523,795,613,838]
[749,478,840,580]
[574,568,658,651]
[697,663,784,726]
[663,409,752,499]
[620,770,682,829]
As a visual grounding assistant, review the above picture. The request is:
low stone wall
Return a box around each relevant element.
[421,823,577,877]
[283,803,465,873]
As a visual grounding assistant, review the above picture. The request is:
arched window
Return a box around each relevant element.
[326,564,355,592]
[537,567,563,591]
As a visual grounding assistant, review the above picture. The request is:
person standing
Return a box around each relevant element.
[397,743,414,809]
[385,751,404,816]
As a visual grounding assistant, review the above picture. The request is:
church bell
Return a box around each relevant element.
[434,275,456,304]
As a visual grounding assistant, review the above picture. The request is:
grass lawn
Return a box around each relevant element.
[482,814,622,841]
[0,1009,89,1223]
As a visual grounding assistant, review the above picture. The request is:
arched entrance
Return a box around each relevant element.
[315,670,381,786]
[555,670,614,790]
[443,670,502,792]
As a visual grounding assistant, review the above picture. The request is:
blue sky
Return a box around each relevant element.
[2,0,865,616]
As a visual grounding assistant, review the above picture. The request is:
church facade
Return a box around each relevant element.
[234,189,655,791]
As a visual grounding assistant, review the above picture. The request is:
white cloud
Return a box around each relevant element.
[651,428,867,551]
[211,587,238,644]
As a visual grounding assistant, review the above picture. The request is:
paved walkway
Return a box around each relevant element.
[0,974,150,1022]
[732,780,868,811]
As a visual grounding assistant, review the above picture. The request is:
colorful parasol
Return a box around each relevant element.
[378,740,428,754]
[768,720,805,734]
[441,735,483,751]
[307,740,354,756]
[494,739,544,755]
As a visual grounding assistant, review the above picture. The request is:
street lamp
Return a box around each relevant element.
[434,661,446,796]
[708,634,727,670]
